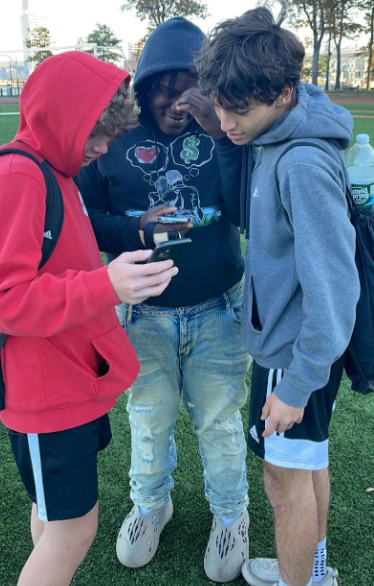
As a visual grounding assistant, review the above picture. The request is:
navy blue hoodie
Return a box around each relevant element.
[77,18,244,307]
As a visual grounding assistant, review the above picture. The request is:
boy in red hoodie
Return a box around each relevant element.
[0,51,178,586]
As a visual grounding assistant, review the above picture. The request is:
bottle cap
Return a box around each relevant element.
[356,134,370,144]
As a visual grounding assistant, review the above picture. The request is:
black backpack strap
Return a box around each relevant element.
[0,147,64,267]
[0,333,6,410]
[0,146,64,410]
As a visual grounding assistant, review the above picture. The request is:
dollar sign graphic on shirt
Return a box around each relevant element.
[181,136,200,165]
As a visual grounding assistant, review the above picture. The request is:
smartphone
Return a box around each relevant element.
[146,238,193,263]
[157,215,191,224]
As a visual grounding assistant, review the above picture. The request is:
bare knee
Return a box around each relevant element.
[70,504,98,560]
[43,502,99,565]
[74,511,98,557]
[263,462,313,507]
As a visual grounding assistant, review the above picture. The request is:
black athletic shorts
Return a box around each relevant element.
[247,355,344,470]
[8,414,111,521]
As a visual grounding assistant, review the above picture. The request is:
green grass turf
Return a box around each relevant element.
[0,103,19,114]
[1,376,373,586]
[0,114,19,144]
[1,101,374,586]
[1,111,374,147]
[347,118,374,146]
[337,103,374,111]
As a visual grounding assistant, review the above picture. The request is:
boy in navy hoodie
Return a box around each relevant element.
[77,17,250,583]
[196,7,359,586]
[0,51,178,586]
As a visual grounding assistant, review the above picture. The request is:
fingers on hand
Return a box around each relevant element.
[135,271,176,301]
[260,403,270,421]
[136,278,173,302]
[262,419,276,437]
[262,417,297,437]
[117,249,152,263]
[147,268,179,288]
[142,259,174,274]
[154,204,177,213]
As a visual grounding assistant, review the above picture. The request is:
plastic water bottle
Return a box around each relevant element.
[345,134,374,212]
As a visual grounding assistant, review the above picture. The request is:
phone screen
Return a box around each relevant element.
[146,238,192,264]
[157,215,190,224]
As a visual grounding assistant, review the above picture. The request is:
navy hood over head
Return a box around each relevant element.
[133,17,205,91]
[77,17,244,308]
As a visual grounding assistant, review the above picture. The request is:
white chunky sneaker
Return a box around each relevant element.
[242,558,338,586]
[204,509,250,583]
[314,568,339,586]
[116,499,173,568]
[241,558,280,586]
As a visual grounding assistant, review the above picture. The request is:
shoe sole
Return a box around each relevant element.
[241,562,338,586]
[242,565,275,586]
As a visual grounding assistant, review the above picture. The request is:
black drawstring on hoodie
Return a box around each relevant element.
[240,144,251,239]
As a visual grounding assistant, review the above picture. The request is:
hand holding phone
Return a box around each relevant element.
[107,250,178,304]
[146,238,192,264]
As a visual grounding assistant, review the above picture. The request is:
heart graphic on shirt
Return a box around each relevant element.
[136,147,157,165]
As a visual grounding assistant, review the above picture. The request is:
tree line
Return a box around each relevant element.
[25,0,374,90]
[286,0,374,89]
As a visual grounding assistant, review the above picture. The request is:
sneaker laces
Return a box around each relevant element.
[259,558,279,572]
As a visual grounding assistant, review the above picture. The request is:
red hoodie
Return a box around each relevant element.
[0,51,139,433]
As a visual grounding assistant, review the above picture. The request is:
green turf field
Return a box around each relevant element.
[1,377,373,586]
[337,103,374,111]
[0,107,373,148]
[349,118,374,145]
[0,114,19,144]
[0,103,373,586]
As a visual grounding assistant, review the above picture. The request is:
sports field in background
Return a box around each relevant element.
[1,93,373,146]
[0,99,373,586]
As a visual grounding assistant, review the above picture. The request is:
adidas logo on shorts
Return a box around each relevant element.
[249,425,260,443]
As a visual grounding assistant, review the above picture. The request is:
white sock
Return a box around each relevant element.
[312,538,327,583]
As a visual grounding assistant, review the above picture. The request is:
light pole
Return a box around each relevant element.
[14,59,20,96]
[9,62,13,96]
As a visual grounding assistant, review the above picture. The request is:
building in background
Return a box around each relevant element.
[302,46,372,90]
[127,41,144,72]
[20,0,47,58]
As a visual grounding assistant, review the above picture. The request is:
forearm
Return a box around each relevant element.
[88,210,144,254]
[0,266,118,338]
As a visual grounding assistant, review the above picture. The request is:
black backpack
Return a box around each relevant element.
[275,140,374,395]
[0,142,64,410]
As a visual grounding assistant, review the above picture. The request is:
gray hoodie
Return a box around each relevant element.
[241,82,360,408]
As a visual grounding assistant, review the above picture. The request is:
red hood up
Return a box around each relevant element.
[15,51,130,177]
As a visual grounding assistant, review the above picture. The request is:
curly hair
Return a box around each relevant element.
[196,5,305,109]
[90,80,139,140]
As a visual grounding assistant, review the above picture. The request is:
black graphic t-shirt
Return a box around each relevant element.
[76,121,244,307]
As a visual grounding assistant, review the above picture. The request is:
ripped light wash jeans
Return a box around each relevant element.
[117,278,250,518]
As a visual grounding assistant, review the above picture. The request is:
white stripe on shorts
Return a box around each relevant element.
[264,369,329,471]
[27,434,48,521]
